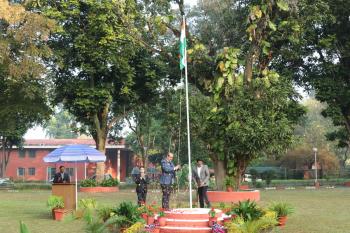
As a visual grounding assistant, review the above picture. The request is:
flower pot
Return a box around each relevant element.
[147,215,155,225]
[141,213,148,222]
[53,208,65,221]
[278,216,288,227]
[208,217,217,227]
[223,217,231,224]
[158,216,167,226]
[226,187,234,192]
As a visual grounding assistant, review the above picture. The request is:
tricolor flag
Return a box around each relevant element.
[179,18,186,70]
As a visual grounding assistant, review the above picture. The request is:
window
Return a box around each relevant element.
[28,168,35,176]
[65,168,74,177]
[48,167,56,181]
[17,167,25,176]
[18,149,25,158]
[28,150,36,158]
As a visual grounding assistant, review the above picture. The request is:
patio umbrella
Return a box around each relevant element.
[43,144,106,210]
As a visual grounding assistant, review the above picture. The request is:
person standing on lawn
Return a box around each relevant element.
[160,152,181,209]
[193,159,211,208]
[134,167,150,206]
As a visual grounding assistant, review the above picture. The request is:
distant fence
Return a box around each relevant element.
[247,167,350,180]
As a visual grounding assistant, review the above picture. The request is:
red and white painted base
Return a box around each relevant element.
[158,208,224,233]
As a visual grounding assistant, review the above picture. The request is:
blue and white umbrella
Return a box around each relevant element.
[43,144,106,163]
[43,144,106,209]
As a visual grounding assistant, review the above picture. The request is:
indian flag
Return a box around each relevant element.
[179,18,186,70]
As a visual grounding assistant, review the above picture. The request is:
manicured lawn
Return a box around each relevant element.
[1,188,350,233]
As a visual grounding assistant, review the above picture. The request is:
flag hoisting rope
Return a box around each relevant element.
[180,15,193,208]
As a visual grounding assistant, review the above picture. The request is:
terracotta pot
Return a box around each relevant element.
[158,216,167,226]
[278,216,288,227]
[208,217,217,227]
[141,213,148,222]
[53,208,65,221]
[147,215,155,225]
[226,187,234,192]
[223,217,231,224]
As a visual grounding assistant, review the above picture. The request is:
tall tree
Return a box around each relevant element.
[183,0,305,189]
[36,0,178,179]
[275,0,350,163]
[0,0,53,177]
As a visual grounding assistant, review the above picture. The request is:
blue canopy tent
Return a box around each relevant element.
[43,144,106,209]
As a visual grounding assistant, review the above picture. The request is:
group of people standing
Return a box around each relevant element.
[133,152,211,209]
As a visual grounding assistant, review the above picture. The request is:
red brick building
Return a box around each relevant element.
[3,139,133,182]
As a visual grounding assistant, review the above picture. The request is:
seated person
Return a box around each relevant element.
[53,166,70,183]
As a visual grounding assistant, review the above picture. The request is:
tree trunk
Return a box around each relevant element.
[95,135,106,182]
[234,157,248,190]
[213,159,226,191]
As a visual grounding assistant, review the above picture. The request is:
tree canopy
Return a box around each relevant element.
[0,0,54,177]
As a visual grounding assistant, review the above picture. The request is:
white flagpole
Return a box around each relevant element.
[182,15,193,208]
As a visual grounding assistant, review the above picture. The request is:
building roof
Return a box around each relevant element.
[23,139,128,149]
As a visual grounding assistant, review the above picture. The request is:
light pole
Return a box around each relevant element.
[313,147,318,185]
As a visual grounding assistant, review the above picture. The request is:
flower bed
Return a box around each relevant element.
[79,178,119,193]
[207,190,260,203]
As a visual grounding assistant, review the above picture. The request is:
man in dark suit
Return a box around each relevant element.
[193,159,211,208]
[53,165,70,183]
[160,152,181,209]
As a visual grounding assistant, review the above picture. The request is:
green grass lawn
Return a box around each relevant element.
[1,188,350,233]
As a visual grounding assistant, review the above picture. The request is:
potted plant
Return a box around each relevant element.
[157,208,166,226]
[47,195,65,221]
[208,208,217,227]
[268,202,294,227]
[230,200,263,222]
[145,203,157,225]
[137,203,148,222]
[147,211,155,225]
[224,176,234,192]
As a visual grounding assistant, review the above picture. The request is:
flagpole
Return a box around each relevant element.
[182,15,193,208]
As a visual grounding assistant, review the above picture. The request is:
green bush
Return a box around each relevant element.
[229,200,263,222]
[80,179,97,187]
[100,178,119,187]
[110,201,141,229]
[47,195,64,209]
[224,176,235,188]
[97,206,115,222]
[268,202,294,217]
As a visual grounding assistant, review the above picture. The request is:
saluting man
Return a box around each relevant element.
[160,152,181,209]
